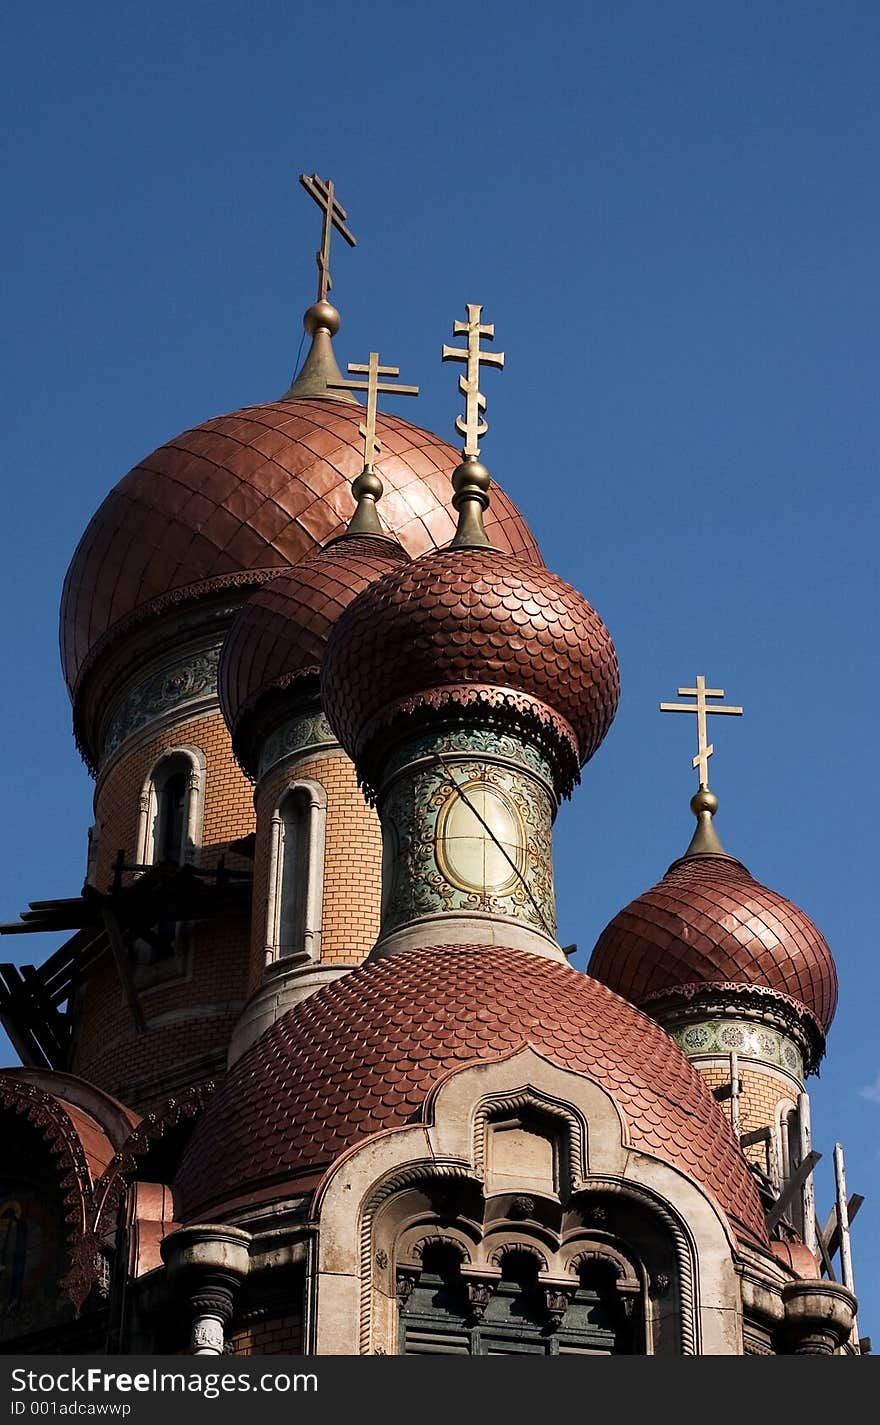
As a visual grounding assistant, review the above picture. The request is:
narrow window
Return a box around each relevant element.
[265,781,326,966]
[156,769,188,864]
[278,789,309,956]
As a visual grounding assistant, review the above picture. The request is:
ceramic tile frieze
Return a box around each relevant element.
[671,1019,804,1081]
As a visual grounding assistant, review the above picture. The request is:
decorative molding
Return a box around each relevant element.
[572,1178,699,1356]
[93,1082,216,1235]
[358,1163,474,1356]
[381,726,555,794]
[472,1088,588,1194]
[0,1080,97,1309]
[258,711,337,779]
[102,648,221,760]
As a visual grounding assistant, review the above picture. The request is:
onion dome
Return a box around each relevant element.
[60,401,542,741]
[588,850,837,1069]
[322,545,619,800]
[219,532,409,775]
[173,945,767,1245]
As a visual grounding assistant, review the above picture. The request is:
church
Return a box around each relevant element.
[0,175,863,1356]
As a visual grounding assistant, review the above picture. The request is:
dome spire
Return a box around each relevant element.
[659,674,743,857]
[441,303,505,548]
[282,173,359,404]
[329,352,419,534]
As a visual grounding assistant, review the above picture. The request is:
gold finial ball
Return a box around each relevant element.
[352,469,383,501]
[303,300,341,336]
[691,788,719,817]
[452,457,491,495]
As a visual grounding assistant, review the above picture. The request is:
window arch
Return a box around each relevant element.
[136,746,206,869]
[264,780,327,965]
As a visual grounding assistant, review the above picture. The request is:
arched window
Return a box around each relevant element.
[136,747,206,869]
[397,1237,640,1356]
[265,781,327,965]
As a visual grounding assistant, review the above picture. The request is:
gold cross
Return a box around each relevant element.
[298,173,357,302]
[330,353,419,468]
[660,675,743,789]
[442,303,505,457]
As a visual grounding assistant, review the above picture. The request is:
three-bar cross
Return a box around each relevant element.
[298,173,357,302]
[442,304,505,457]
[330,353,419,469]
[660,675,743,789]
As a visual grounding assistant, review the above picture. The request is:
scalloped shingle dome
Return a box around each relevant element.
[60,400,542,695]
[173,946,767,1244]
[218,533,409,770]
[588,853,837,1041]
[321,547,619,795]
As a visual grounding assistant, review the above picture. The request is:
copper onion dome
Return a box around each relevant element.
[218,532,409,775]
[588,851,838,1061]
[173,945,767,1245]
[60,399,543,698]
[321,547,619,799]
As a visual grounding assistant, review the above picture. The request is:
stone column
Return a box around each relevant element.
[781,1280,857,1355]
[161,1224,251,1356]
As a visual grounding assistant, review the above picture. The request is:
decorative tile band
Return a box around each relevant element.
[258,710,337,777]
[379,729,556,941]
[381,725,555,793]
[671,1019,804,1082]
[102,646,222,759]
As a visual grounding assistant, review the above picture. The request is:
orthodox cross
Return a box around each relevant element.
[298,173,357,302]
[660,675,743,789]
[442,304,505,457]
[330,353,419,468]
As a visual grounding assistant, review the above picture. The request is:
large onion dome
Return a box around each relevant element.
[61,399,542,766]
[173,945,767,1245]
[588,850,837,1069]
[218,532,409,776]
[322,546,619,800]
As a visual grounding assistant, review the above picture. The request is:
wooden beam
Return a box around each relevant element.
[766,1150,822,1232]
[100,909,147,1034]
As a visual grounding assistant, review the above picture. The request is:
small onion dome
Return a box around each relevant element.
[173,945,767,1245]
[60,400,542,699]
[321,548,619,800]
[588,853,837,1070]
[219,533,409,776]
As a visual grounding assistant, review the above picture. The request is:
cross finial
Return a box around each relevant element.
[329,353,419,534]
[299,173,357,303]
[660,675,743,790]
[442,303,504,458]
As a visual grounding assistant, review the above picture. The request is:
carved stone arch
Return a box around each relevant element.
[570,1178,700,1355]
[488,1240,549,1273]
[473,1085,588,1197]
[395,1227,475,1270]
[358,1161,476,1356]
[566,1242,641,1294]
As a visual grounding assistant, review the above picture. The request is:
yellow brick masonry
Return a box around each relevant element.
[695,1061,799,1169]
[249,746,382,994]
[229,1314,303,1355]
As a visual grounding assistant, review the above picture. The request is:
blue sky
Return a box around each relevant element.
[2,2,878,1337]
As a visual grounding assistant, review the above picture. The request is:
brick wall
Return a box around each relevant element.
[695,1060,799,1168]
[249,748,382,993]
[93,710,255,888]
[229,1314,303,1355]
[70,709,256,1111]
